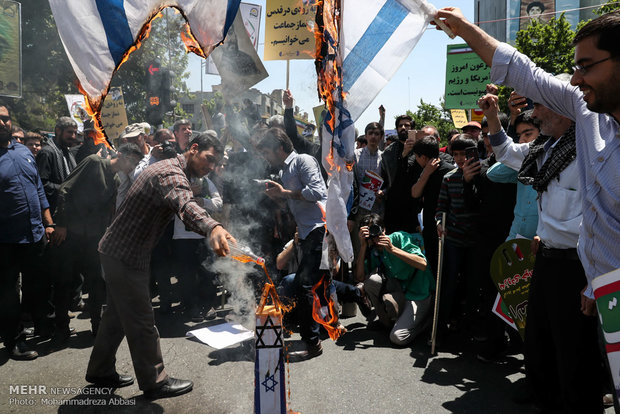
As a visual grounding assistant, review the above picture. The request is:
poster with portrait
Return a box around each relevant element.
[519,0,555,30]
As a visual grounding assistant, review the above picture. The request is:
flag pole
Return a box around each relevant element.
[431,212,446,355]
[286,59,290,90]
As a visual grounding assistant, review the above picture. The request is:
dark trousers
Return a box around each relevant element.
[151,222,174,306]
[87,254,167,390]
[439,241,479,331]
[294,227,326,345]
[0,239,46,348]
[524,252,603,414]
[49,232,106,332]
[172,238,217,309]
[422,227,439,278]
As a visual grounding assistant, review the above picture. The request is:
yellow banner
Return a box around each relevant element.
[102,88,129,142]
[264,0,316,61]
[450,109,468,128]
[0,1,21,98]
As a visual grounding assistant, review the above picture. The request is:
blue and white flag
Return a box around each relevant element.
[49,0,241,107]
[341,0,435,122]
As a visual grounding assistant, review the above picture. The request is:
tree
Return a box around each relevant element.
[595,1,620,15]
[405,99,454,146]
[11,3,190,130]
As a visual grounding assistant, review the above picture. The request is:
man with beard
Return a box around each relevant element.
[0,104,54,360]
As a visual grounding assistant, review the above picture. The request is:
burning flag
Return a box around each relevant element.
[315,0,438,262]
[49,0,241,145]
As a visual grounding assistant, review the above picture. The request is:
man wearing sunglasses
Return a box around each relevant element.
[435,8,620,414]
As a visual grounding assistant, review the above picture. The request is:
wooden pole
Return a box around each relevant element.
[431,212,446,355]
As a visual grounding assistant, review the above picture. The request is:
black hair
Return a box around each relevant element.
[360,213,384,229]
[153,128,174,144]
[395,114,415,130]
[447,129,460,140]
[412,136,440,159]
[365,122,384,136]
[189,131,224,156]
[451,135,477,152]
[116,143,143,160]
[356,136,368,145]
[526,1,545,14]
[574,10,620,59]
[256,127,294,154]
[514,109,541,130]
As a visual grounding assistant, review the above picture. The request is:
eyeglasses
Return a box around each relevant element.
[0,115,10,122]
[572,56,612,75]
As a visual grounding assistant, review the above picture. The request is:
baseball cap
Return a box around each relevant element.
[462,121,482,130]
[120,122,151,139]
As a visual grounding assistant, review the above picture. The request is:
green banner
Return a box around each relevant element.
[445,44,490,109]
[0,0,21,98]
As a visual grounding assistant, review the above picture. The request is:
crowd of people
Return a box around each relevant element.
[1,7,619,410]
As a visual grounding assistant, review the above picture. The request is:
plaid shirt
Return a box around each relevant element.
[99,154,220,269]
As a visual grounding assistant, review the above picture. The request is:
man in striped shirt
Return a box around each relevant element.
[86,133,235,400]
[435,135,481,336]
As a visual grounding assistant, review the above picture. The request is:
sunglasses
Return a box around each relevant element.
[0,115,10,122]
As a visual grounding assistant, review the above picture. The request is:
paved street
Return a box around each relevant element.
[0,294,551,414]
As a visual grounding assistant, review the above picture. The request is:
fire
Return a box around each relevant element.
[180,22,208,58]
[310,274,346,340]
[78,9,164,148]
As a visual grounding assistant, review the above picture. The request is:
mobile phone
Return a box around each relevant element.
[407,129,417,141]
[465,146,479,161]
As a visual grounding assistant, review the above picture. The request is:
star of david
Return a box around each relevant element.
[256,316,283,348]
[261,373,278,393]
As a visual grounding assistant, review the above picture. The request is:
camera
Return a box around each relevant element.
[368,224,383,239]
[160,140,177,159]
[465,146,479,161]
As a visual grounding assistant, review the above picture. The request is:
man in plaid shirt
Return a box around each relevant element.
[86,133,235,400]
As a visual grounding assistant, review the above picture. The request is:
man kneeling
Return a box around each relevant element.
[355,214,434,346]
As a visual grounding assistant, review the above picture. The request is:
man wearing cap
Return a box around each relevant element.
[461,121,482,141]
[115,123,150,208]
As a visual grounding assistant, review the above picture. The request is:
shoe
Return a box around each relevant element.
[86,372,134,388]
[144,377,193,399]
[8,341,38,360]
[603,394,614,408]
[189,305,203,323]
[23,327,35,337]
[287,341,323,362]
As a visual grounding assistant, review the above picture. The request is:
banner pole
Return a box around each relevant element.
[431,212,446,355]
[286,60,290,90]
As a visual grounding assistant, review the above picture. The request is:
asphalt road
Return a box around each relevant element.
[0,298,561,414]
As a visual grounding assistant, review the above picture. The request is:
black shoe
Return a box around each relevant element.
[144,377,193,399]
[203,307,217,321]
[86,372,135,388]
[8,341,38,360]
[70,300,86,312]
[287,341,323,362]
[23,327,35,337]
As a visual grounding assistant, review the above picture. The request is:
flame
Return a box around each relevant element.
[78,10,164,148]
[310,274,346,340]
[180,23,209,58]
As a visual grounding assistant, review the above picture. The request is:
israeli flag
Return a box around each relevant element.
[49,0,241,107]
[341,0,435,122]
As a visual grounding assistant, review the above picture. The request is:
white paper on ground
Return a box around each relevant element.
[186,322,254,349]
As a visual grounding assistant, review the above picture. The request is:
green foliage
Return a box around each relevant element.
[11,4,190,130]
[405,99,455,146]
[595,1,620,15]
[515,14,575,75]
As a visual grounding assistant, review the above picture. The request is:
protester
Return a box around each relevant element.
[354,213,434,346]
[410,137,454,279]
[257,127,327,362]
[479,90,601,412]
[0,104,54,360]
[434,135,481,337]
[52,144,143,337]
[172,119,193,153]
[85,133,235,399]
[461,121,482,140]
[23,131,43,157]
